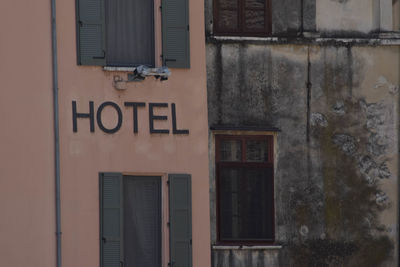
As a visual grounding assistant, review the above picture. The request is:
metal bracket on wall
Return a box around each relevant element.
[128,65,171,82]
[112,65,171,90]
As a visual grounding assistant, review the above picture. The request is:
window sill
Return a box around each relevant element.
[103,66,136,72]
[212,245,282,250]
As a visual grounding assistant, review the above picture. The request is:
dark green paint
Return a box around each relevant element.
[76,0,106,65]
[169,174,192,267]
[100,173,123,267]
[162,0,190,68]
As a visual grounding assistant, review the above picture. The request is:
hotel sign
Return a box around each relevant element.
[72,101,189,134]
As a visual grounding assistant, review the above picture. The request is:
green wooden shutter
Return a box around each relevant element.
[161,0,190,68]
[100,173,123,267]
[76,0,106,65]
[168,174,192,267]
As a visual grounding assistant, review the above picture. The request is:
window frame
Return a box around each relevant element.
[99,172,193,267]
[213,0,272,36]
[76,0,190,68]
[215,134,275,245]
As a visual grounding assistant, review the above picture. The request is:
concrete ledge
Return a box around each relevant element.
[212,245,283,250]
[210,125,281,132]
[207,35,400,46]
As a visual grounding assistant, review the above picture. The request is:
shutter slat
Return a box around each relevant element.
[162,0,190,68]
[77,0,106,65]
[169,174,192,267]
[100,173,123,267]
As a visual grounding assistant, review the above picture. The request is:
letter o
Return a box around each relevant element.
[96,102,123,134]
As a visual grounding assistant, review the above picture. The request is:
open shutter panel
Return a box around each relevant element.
[168,174,192,267]
[100,173,123,267]
[77,0,106,65]
[162,0,190,68]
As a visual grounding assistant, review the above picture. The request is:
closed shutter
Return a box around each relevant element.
[77,0,106,65]
[168,174,192,267]
[100,173,123,267]
[162,0,190,68]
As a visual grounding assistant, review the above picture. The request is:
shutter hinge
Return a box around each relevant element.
[187,25,189,31]
[167,222,170,227]
[167,180,170,185]
[159,4,162,10]
[93,50,105,59]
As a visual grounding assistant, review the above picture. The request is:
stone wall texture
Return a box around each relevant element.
[206,43,399,266]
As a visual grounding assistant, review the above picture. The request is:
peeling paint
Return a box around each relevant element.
[374,76,399,94]
[332,134,357,156]
[311,112,328,127]
[332,100,346,115]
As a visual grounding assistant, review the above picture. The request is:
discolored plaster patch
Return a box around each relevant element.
[311,113,328,127]
[332,133,357,156]
[330,0,349,3]
[332,100,346,115]
[293,46,395,267]
[374,76,399,95]
[299,225,309,237]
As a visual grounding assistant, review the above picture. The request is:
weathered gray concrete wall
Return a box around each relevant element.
[212,249,281,266]
[205,0,398,36]
[204,0,316,36]
[316,0,375,33]
[206,43,399,266]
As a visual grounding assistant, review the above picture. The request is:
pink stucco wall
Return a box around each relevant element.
[0,0,210,266]
[0,0,55,266]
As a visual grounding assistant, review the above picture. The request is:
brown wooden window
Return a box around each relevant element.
[216,135,274,244]
[213,0,271,36]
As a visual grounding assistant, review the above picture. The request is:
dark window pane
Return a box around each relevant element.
[245,10,265,29]
[219,167,273,240]
[105,0,154,66]
[219,168,241,239]
[246,140,268,162]
[219,0,238,9]
[218,10,238,31]
[220,140,242,161]
[124,176,161,267]
[245,0,265,8]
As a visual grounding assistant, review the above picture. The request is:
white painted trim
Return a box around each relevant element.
[103,66,136,72]
[212,36,280,42]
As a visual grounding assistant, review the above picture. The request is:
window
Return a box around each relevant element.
[99,173,192,267]
[76,0,190,68]
[213,0,271,36]
[105,0,155,66]
[215,135,274,243]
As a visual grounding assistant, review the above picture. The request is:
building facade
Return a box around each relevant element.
[0,0,210,266]
[1,0,400,267]
[205,0,400,266]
